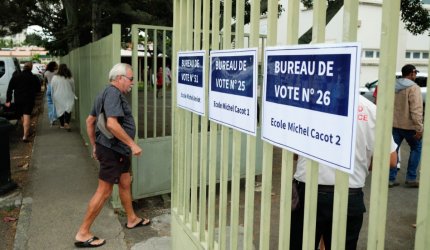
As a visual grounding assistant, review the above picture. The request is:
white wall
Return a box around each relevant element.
[245,0,429,86]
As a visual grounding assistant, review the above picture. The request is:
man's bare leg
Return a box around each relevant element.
[75,179,113,244]
[118,172,148,227]
[22,114,31,139]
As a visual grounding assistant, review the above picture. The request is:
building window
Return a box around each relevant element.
[406,52,411,58]
[363,50,379,59]
[405,51,429,60]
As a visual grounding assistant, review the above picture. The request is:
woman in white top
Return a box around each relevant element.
[44,61,58,125]
[51,64,75,131]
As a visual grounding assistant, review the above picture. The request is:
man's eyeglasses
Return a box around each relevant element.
[413,70,419,74]
[121,75,134,81]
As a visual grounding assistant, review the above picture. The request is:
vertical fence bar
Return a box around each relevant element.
[171,0,180,210]
[190,0,202,232]
[177,0,187,216]
[162,30,167,137]
[278,150,295,250]
[259,1,278,249]
[229,1,244,249]
[278,1,299,249]
[198,0,210,242]
[331,1,358,249]
[144,29,149,139]
[302,161,319,250]
[367,0,401,249]
[415,54,430,249]
[153,29,158,138]
[218,0,232,248]
[183,0,194,224]
[302,1,326,249]
[207,0,221,248]
[131,25,139,134]
[243,1,260,249]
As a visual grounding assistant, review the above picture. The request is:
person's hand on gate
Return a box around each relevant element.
[131,143,142,156]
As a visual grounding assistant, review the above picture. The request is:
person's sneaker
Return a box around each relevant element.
[388,181,400,188]
[405,180,419,188]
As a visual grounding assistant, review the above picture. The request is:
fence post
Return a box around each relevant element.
[367,0,401,249]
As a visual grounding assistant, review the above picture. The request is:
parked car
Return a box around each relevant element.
[0,57,21,105]
[360,72,427,107]
[0,57,21,119]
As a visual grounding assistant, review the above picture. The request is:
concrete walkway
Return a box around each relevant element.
[15,103,128,250]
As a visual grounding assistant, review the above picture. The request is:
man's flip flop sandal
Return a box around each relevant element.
[74,236,106,248]
[125,218,151,229]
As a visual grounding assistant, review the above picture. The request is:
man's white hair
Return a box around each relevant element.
[109,63,131,81]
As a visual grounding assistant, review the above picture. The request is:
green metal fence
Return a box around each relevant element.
[171,0,430,250]
[61,25,121,141]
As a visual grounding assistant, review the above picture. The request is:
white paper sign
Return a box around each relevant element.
[209,48,258,136]
[176,50,206,115]
[262,43,361,173]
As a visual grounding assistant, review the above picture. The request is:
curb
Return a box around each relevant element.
[13,197,32,250]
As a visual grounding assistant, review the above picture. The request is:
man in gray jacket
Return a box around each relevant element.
[389,64,423,188]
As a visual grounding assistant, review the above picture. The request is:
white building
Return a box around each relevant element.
[249,0,430,87]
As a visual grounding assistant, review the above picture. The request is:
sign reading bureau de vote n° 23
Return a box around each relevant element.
[262,43,361,173]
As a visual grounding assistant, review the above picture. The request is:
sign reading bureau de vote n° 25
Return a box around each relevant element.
[209,48,258,136]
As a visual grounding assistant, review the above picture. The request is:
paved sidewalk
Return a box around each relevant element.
[14,103,128,250]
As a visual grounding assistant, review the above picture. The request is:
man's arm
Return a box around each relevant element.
[5,76,16,107]
[368,150,398,170]
[389,151,398,169]
[409,87,424,139]
[86,115,97,159]
[106,117,142,156]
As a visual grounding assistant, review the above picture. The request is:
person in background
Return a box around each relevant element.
[165,64,172,87]
[156,66,163,98]
[74,63,150,248]
[5,62,41,142]
[51,64,75,131]
[372,85,378,104]
[44,61,58,126]
[389,64,423,188]
[290,96,398,250]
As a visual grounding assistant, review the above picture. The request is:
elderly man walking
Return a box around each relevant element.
[75,63,150,248]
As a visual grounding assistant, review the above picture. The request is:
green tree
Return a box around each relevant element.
[0,0,429,55]
[23,33,45,46]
